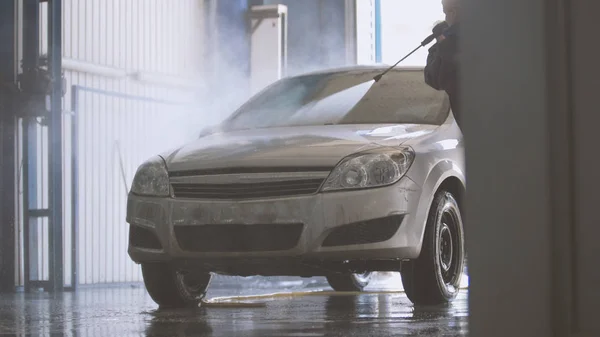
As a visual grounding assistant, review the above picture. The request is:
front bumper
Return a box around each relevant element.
[126,177,424,269]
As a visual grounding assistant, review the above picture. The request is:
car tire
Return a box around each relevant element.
[326,272,372,292]
[141,263,212,309]
[400,190,465,305]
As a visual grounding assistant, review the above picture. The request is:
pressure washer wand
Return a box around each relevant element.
[373,45,423,82]
[373,22,448,82]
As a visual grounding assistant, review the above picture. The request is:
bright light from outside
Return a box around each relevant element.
[381,0,444,66]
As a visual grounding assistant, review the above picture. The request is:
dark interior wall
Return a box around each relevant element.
[462,0,552,336]
[571,1,600,333]
[263,0,347,76]
[463,0,600,335]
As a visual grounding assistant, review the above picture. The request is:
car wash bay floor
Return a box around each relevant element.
[0,274,468,336]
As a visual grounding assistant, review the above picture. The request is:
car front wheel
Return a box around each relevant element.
[326,272,372,292]
[400,190,465,305]
[141,263,212,309]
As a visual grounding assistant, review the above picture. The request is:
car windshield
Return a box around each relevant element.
[221,69,451,131]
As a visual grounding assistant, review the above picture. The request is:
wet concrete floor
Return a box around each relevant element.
[0,276,468,336]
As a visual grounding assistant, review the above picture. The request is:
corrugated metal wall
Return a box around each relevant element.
[72,87,192,285]
[16,0,204,286]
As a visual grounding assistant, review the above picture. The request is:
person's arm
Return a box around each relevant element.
[425,44,444,90]
[424,35,458,91]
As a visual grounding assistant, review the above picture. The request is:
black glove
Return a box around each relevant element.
[432,21,449,36]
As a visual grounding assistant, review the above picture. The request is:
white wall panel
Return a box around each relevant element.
[22,0,205,286]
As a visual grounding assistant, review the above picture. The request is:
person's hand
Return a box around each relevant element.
[432,21,449,36]
[432,21,448,42]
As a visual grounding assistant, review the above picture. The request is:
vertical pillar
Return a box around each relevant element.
[374,0,382,63]
[22,0,39,71]
[21,0,40,292]
[48,0,63,292]
[0,0,18,293]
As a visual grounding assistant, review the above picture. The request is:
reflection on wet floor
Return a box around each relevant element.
[0,275,468,336]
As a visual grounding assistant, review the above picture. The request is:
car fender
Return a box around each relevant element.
[411,159,465,257]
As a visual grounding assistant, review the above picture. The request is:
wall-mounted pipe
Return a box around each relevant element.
[62,58,127,78]
[62,58,197,90]
[131,71,197,90]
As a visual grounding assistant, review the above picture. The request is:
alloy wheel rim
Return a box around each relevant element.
[439,223,453,273]
[439,208,461,286]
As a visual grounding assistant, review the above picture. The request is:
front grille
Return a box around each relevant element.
[129,225,162,250]
[172,179,325,199]
[169,166,334,177]
[322,215,404,247]
[174,223,304,253]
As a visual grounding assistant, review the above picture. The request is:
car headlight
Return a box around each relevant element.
[321,147,415,192]
[130,156,170,197]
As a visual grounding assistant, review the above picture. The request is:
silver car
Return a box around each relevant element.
[126,66,466,308]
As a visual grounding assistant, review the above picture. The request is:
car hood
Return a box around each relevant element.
[163,124,438,172]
